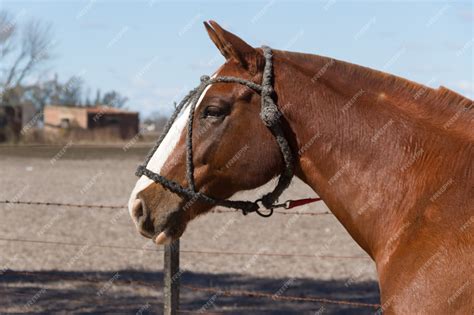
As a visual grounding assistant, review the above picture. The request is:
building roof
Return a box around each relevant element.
[46,105,137,115]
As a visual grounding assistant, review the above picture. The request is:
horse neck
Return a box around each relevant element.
[272,50,455,260]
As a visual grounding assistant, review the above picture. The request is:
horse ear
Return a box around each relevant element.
[203,20,261,73]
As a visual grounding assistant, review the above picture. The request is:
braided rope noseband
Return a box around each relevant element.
[136,46,294,217]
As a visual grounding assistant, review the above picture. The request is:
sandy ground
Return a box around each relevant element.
[0,145,379,314]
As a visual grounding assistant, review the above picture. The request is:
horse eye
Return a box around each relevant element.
[203,105,226,118]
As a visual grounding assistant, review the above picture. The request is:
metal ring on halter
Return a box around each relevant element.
[254,199,274,218]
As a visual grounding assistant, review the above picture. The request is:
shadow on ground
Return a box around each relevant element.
[1,270,380,314]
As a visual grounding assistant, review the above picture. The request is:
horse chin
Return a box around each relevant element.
[153,225,185,245]
[153,207,188,245]
[154,230,172,245]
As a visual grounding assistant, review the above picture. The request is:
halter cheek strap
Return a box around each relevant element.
[136,46,321,217]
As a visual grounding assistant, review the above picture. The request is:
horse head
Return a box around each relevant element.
[128,21,284,244]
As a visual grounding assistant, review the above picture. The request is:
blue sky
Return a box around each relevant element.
[1,0,472,117]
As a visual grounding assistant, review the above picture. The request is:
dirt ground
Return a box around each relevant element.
[0,145,379,314]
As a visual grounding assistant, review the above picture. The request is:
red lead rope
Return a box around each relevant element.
[253,197,324,217]
[285,197,322,209]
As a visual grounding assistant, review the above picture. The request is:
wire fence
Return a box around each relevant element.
[181,285,380,309]
[0,200,332,216]
[1,199,124,209]
[4,270,380,310]
[0,236,369,260]
[0,199,379,313]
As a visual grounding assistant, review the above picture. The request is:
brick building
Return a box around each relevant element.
[44,105,139,139]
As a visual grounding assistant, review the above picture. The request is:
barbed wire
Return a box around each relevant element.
[3,270,161,290]
[4,270,379,309]
[0,200,331,216]
[0,236,368,260]
[0,143,153,148]
[0,236,161,252]
[182,284,381,309]
[0,200,124,209]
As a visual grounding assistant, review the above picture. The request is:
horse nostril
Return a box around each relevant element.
[132,198,155,238]
[131,198,144,219]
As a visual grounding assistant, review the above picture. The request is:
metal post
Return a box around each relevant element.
[164,239,180,315]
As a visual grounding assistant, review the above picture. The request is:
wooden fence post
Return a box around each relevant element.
[164,239,180,315]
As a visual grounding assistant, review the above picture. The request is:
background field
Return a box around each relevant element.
[0,145,379,314]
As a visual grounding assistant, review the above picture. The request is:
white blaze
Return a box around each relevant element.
[128,74,217,218]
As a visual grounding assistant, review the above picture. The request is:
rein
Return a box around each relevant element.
[136,46,321,217]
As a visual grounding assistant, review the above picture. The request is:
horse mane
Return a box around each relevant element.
[276,50,473,138]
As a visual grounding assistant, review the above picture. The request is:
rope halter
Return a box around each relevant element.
[136,46,303,217]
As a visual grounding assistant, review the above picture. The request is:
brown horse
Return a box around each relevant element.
[129,21,473,314]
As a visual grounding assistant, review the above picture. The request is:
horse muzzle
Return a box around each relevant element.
[130,195,182,245]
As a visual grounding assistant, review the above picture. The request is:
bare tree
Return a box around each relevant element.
[144,111,169,131]
[0,11,17,63]
[0,10,54,105]
[60,75,84,106]
[18,74,86,109]
[101,90,128,108]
